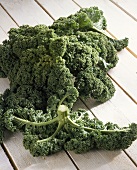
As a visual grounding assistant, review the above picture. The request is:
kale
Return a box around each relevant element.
[0,6,134,157]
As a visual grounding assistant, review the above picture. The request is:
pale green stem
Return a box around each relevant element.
[67,117,129,133]
[58,94,69,106]
[14,116,58,126]
[37,122,63,143]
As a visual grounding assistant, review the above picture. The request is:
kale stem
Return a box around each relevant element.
[67,117,80,128]
[14,116,58,126]
[37,122,63,143]
[67,117,129,133]
[58,94,69,106]
[37,105,68,143]
[100,128,129,133]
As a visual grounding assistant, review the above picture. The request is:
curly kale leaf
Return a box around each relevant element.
[51,6,107,36]
[23,135,65,156]
[76,31,119,70]
[46,57,79,111]
[64,109,137,153]
[4,104,137,156]
[108,37,129,52]
[78,6,107,30]
[75,67,115,102]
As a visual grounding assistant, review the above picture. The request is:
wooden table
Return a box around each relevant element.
[0,0,137,169]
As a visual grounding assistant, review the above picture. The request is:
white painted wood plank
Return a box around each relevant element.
[86,83,137,125]
[0,27,7,43]
[36,0,80,20]
[125,140,137,166]
[69,150,137,170]
[74,0,137,55]
[0,6,18,33]
[110,0,137,21]
[0,146,13,170]
[0,78,10,93]
[1,0,53,26]
[38,0,137,103]
[108,49,137,104]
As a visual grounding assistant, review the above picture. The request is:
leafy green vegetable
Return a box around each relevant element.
[0,6,135,157]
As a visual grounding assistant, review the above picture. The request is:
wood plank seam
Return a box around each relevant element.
[123,150,137,167]
[80,98,97,118]
[65,151,79,170]
[35,0,55,20]
[0,26,7,35]
[108,73,137,105]
[72,0,81,8]
[1,143,17,170]
[0,4,19,27]
[109,0,137,22]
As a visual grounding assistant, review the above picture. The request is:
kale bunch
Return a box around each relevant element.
[0,7,134,156]
[0,7,128,105]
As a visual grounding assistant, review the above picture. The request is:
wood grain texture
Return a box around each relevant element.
[0,0,53,26]
[0,146,13,170]
[110,0,137,21]
[74,0,137,55]
[69,150,137,170]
